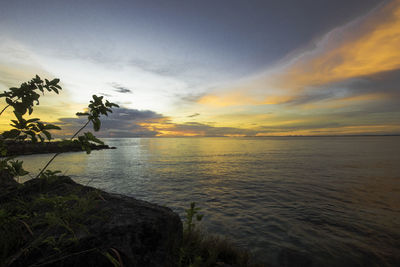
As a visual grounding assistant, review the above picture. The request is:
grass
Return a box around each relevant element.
[0,174,111,267]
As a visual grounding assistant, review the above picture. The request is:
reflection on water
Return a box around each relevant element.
[19,137,400,266]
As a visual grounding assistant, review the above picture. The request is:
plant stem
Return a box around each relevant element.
[70,120,90,139]
[35,119,91,179]
[0,104,10,116]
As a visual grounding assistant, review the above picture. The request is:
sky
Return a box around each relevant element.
[0,0,399,137]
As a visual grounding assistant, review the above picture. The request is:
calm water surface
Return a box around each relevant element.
[19,137,400,266]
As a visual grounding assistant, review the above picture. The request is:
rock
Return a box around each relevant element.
[0,169,19,195]
[2,141,113,156]
[1,176,182,267]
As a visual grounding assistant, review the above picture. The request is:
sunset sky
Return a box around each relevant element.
[1,0,399,137]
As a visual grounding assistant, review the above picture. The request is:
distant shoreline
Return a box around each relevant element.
[98,134,400,138]
[2,141,115,157]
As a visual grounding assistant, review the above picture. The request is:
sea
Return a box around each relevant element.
[17,136,400,266]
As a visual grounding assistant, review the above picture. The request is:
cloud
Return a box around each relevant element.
[110,82,133,94]
[276,0,400,90]
[54,107,258,137]
[197,0,400,107]
[56,107,165,138]
[187,113,200,118]
[52,105,400,138]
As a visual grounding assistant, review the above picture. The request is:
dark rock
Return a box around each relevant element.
[1,176,182,267]
[0,169,19,195]
[2,141,114,156]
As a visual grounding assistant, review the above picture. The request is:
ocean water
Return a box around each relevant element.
[18,137,400,266]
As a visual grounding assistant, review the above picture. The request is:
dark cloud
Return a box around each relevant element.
[110,83,133,94]
[55,107,260,137]
[178,92,206,103]
[56,108,165,138]
[187,113,200,118]
[284,69,400,108]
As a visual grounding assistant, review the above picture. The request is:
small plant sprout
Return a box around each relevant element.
[185,202,204,235]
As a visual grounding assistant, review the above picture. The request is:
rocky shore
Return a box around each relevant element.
[2,141,115,156]
[0,171,182,266]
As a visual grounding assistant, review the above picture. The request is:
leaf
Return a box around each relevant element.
[23,130,36,138]
[51,78,60,85]
[2,129,20,139]
[14,104,27,115]
[37,121,44,130]
[85,132,104,145]
[44,124,61,130]
[13,111,23,122]
[93,117,101,131]
[31,134,38,143]
[42,130,52,141]
[26,118,40,123]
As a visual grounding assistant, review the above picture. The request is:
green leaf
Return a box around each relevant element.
[50,78,60,85]
[84,132,104,145]
[93,117,101,131]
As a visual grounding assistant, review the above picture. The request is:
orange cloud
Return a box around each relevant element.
[280,0,400,89]
[198,0,400,108]
[301,92,389,110]
[198,92,294,107]
[255,124,400,136]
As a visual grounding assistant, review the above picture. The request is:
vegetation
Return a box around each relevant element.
[0,76,121,266]
[179,202,263,267]
[0,174,110,266]
[0,76,262,266]
[0,75,119,178]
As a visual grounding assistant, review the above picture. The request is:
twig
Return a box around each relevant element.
[35,120,90,179]
[0,104,10,116]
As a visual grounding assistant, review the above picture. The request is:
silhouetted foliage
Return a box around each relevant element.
[0,75,119,179]
[0,75,61,116]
